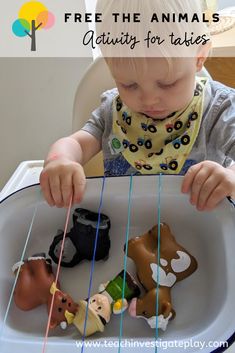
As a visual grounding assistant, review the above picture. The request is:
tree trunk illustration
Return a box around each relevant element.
[31,20,36,51]
[25,20,42,51]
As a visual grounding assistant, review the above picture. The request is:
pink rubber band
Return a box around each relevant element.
[42,195,73,353]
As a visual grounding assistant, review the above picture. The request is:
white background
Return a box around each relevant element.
[0,0,92,57]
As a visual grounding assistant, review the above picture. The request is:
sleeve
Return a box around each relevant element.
[205,84,235,167]
[81,88,118,141]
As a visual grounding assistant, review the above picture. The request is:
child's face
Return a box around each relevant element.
[108,57,201,120]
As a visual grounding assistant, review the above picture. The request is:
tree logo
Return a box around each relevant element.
[12,2,55,51]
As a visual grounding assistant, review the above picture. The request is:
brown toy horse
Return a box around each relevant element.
[126,223,198,331]
[12,253,79,329]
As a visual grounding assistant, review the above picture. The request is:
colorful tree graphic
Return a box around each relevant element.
[12,2,55,51]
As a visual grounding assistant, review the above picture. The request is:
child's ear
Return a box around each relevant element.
[196,42,212,72]
[196,56,206,72]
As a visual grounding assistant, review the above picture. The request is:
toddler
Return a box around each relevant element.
[40,0,235,211]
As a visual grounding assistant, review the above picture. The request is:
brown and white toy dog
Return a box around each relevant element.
[126,223,198,331]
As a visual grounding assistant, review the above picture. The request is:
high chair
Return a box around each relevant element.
[72,56,212,177]
[73,57,115,177]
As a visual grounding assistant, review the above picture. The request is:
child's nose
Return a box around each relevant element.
[141,91,160,106]
[97,298,102,305]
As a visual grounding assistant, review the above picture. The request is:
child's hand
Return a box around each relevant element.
[181,161,235,211]
[40,158,86,208]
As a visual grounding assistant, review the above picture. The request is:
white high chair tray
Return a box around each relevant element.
[0,160,43,201]
[0,175,235,353]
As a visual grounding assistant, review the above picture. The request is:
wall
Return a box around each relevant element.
[0,58,92,190]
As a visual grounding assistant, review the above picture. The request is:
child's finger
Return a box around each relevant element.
[39,172,55,206]
[204,185,225,210]
[196,175,219,210]
[60,174,73,207]
[181,163,202,194]
[73,172,86,204]
[49,175,63,207]
[190,167,211,206]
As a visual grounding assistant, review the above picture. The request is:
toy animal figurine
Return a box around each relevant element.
[12,253,79,329]
[49,208,111,267]
[126,223,198,331]
[72,270,141,337]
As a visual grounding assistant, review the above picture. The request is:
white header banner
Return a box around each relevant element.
[0,0,234,57]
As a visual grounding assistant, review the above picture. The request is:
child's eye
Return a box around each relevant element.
[122,83,138,90]
[159,81,177,89]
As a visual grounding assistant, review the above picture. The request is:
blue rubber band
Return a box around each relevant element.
[81,176,106,353]
[118,174,133,353]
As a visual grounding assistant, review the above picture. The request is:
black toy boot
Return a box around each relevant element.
[49,208,111,267]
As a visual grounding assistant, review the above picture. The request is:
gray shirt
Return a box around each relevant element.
[82,79,235,176]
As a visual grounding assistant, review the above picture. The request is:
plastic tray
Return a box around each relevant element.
[0,175,235,353]
[0,160,43,201]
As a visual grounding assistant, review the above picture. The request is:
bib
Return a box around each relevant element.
[110,77,208,174]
